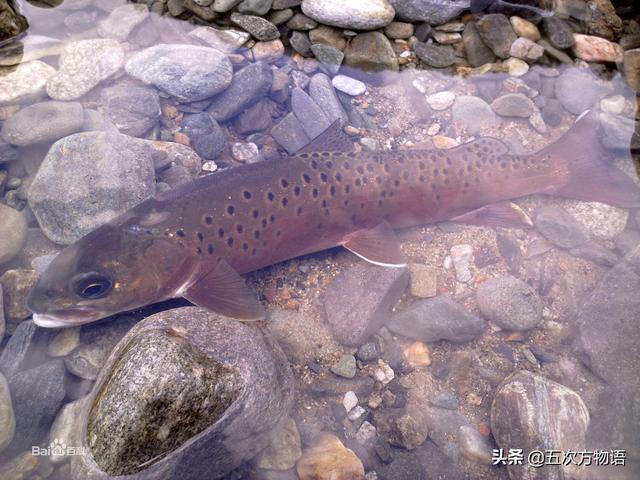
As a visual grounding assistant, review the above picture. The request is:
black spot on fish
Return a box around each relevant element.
[335,173,343,182]
[299,153,309,159]
[321,200,327,208]
[296,207,303,216]
[419,162,426,170]
[227,237,234,247]
[317,223,323,230]
[207,244,214,255]
[343,161,351,170]
[311,160,318,170]
[378,199,383,207]
[393,180,400,188]
[196,247,202,255]
[204,215,213,225]
[252,248,257,256]
[355,179,362,187]
[282,197,288,207]
[227,205,235,216]
[320,173,328,183]
[252,209,259,219]
[261,218,268,228]
[311,152,320,158]
[176,229,185,237]
[345,185,351,194]
[375,176,382,184]
[236,224,244,234]
[330,185,336,196]
[384,164,391,173]
[325,160,333,169]
[267,191,275,202]
[343,199,349,206]
[270,215,276,223]
[419,175,425,182]
[294,186,301,196]
[312,188,319,199]
[242,243,249,251]
[218,228,224,238]
[197,232,204,241]
[302,173,311,184]
[254,230,261,239]
[276,230,281,237]
[366,164,374,172]
[321,152,330,157]
[356,165,364,174]
[243,190,252,200]
[281,178,289,188]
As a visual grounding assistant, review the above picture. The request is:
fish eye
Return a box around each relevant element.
[71,272,114,300]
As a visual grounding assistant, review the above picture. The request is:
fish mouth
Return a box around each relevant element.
[32,307,105,328]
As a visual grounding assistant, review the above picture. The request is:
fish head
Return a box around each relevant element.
[27,218,192,328]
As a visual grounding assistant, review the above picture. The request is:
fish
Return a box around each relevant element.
[27,111,640,328]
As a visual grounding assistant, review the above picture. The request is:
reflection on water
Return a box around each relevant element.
[0,0,639,479]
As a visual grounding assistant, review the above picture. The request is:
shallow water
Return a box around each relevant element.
[0,0,639,479]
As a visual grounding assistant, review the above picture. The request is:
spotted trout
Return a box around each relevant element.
[27,113,640,327]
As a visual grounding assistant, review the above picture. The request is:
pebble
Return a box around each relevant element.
[385,21,415,40]
[504,57,530,77]
[286,12,317,30]
[290,31,313,56]
[28,132,156,245]
[356,421,377,446]
[252,39,285,63]
[271,112,311,155]
[101,86,160,137]
[0,204,27,265]
[563,200,628,241]
[125,44,232,103]
[348,405,366,422]
[344,32,399,74]
[415,22,432,42]
[187,26,250,52]
[343,391,358,413]
[48,397,88,464]
[374,361,395,385]
[426,91,455,111]
[458,425,494,465]
[430,391,459,410]
[476,275,543,331]
[309,25,347,50]
[451,95,498,135]
[0,320,49,376]
[0,373,15,452]
[269,8,294,25]
[388,296,486,343]
[403,341,431,367]
[450,243,474,282]
[98,3,148,42]
[491,93,534,118]
[3,101,84,147]
[373,406,428,450]
[332,75,366,96]
[296,433,364,480]
[0,60,57,105]
[231,142,260,163]
[510,16,541,41]
[331,354,357,378]
[414,42,456,68]
[408,263,437,297]
[599,95,625,115]
[541,98,564,127]
[301,0,394,30]
[291,87,331,140]
[599,112,638,150]
[623,48,640,92]
[509,37,544,62]
[238,0,275,16]
[180,113,226,160]
[433,31,461,44]
[309,73,348,126]
[572,33,623,63]
[213,0,242,12]
[256,417,302,470]
[535,205,591,249]
[475,13,517,59]
[0,269,39,325]
[310,43,344,75]
[491,371,589,480]
[47,327,81,357]
[542,17,575,49]
[357,342,378,362]
[230,12,280,41]
[390,0,468,25]
[555,67,611,115]
[47,39,125,101]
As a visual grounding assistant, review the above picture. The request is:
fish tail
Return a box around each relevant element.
[544,110,640,208]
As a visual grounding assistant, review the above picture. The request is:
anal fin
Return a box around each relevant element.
[183,259,265,321]
[296,119,354,154]
[450,202,533,229]
[342,224,406,267]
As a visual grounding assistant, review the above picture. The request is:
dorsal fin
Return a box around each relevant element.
[296,120,355,154]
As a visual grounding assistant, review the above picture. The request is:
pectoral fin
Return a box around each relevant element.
[183,259,265,320]
[342,224,406,267]
[451,202,533,229]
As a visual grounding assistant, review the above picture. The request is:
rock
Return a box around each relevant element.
[623,48,640,91]
[385,22,415,40]
[357,342,378,362]
[415,22,432,42]
[414,43,456,68]
[125,44,232,103]
[598,112,638,150]
[309,73,348,126]
[286,12,317,30]
[7,360,66,456]
[310,43,344,75]
[323,263,409,346]
[432,31,461,45]
[535,205,591,249]
[231,142,260,163]
[207,62,273,122]
[187,26,250,52]
[509,37,544,62]
[491,371,589,480]
[238,0,274,16]
[569,243,619,267]
[389,0,469,25]
[252,39,285,63]
[451,95,498,135]
[0,60,55,105]
[403,341,431,368]
[256,417,302,470]
[297,433,364,480]
[230,13,280,41]
[213,0,242,12]
[458,425,493,465]
[101,85,160,137]
[430,392,459,410]
[1,101,84,146]
[374,406,428,450]
[0,0,28,40]
[462,22,495,68]
[331,354,357,378]
[98,3,148,42]
[356,421,377,446]
[46,40,125,101]
[0,204,27,265]
[475,14,517,59]
[28,132,156,245]
[476,275,542,331]
[0,320,51,377]
[301,0,394,30]
[344,391,358,413]
[563,200,628,241]
[290,31,312,56]
[73,308,294,479]
[83,108,119,133]
[0,269,38,325]
[271,112,311,155]
[332,75,367,96]
[504,57,530,77]
[541,98,564,127]
[309,25,347,50]
[290,87,331,141]
[0,142,18,164]
[388,296,486,343]
[47,327,81,358]
[344,32,399,75]
[180,113,226,160]
[49,397,88,464]
[572,33,623,63]
[408,263,437,298]
[510,16,541,41]
[0,372,14,452]
[599,95,625,115]
[542,17,575,49]
[491,93,535,118]
[450,243,473,282]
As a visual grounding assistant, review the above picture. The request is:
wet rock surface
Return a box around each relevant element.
[476,276,542,331]
[100,85,161,137]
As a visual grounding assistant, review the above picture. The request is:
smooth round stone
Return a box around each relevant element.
[309,25,346,50]
[384,21,415,39]
[256,417,302,470]
[332,75,366,96]
[475,13,517,59]
[331,355,357,379]
[1,101,84,147]
[563,201,628,241]
[290,31,312,56]
[414,42,456,68]
[302,0,395,30]
[509,16,540,41]
[187,27,251,53]
[389,0,469,25]
[125,44,232,103]
[230,13,280,41]
[344,31,399,73]
[238,0,274,16]
[0,373,15,453]
[463,21,496,68]
[297,433,364,480]
[98,3,149,42]
[252,39,285,63]
[46,40,125,101]
[572,33,623,63]
[310,43,344,74]
[0,61,56,106]
[476,275,542,331]
[535,205,591,249]
[542,17,575,49]
[555,67,612,115]
[286,12,317,30]
[600,95,625,115]
[505,57,530,77]
[28,132,156,245]
[491,93,534,118]
[47,327,81,358]
[0,204,27,265]
[451,95,498,135]
[623,48,640,92]
[509,37,544,62]
[101,85,161,137]
[180,113,226,160]
[231,142,260,163]
[426,91,455,110]
[309,73,348,126]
